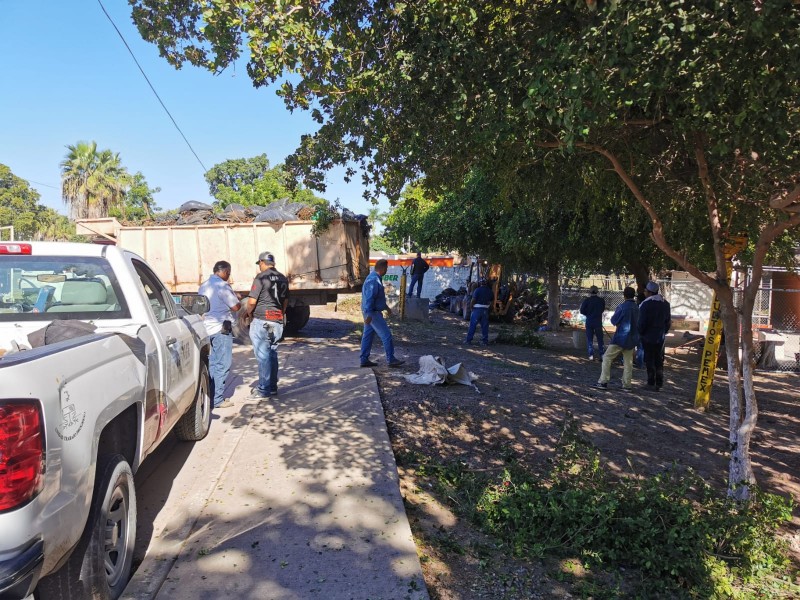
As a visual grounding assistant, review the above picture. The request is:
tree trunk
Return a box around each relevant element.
[627,260,650,300]
[546,263,561,330]
[717,289,756,499]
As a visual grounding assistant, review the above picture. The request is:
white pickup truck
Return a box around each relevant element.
[0,241,212,600]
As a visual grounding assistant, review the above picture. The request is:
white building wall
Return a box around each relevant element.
[383,265,472,299]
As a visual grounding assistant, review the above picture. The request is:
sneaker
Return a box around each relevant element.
[621,387,633,392]
[387,358,405,368]
[248,389,269,399]
[594,382,608,389]
[360,360,378,367]
[215,400,234,409]
[270,390,278,397]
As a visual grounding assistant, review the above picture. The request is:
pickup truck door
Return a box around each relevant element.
[131,260,199,439]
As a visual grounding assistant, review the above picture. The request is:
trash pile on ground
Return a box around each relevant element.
[431,282,551,325]
[402,355,478,391]
[125,198,368,228]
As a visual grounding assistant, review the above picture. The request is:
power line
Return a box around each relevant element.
[96,0,209,173]
[27,179,60,190]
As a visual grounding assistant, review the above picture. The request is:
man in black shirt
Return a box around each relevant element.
[407,252,430,298]
[239,251,289,399]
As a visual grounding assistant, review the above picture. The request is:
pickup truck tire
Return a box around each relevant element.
[174,362,212,442]
[37,454,136,600]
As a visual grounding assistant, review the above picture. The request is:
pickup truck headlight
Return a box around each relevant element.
[0,401,45,512]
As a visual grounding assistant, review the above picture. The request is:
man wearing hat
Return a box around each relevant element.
[638,281,672,390]
[240,251,289,398]
[579,285,606,360]
[595,286,639,390]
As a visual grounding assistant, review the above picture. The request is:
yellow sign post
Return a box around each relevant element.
[694,237,747,410]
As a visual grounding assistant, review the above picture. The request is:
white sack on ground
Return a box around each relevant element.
[403,355,478,389]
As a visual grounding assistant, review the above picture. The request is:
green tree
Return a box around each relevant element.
[130,0,800,498]
[109,171,162,222]
[0,163,75,240]
[205,155,327,208]
[61,141,130,220]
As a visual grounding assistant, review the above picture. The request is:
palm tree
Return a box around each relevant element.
[61,141,130,220]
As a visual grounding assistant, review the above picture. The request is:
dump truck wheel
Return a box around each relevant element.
[285,305,311,334]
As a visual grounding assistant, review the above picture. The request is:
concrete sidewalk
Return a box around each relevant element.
[123,340,427,600]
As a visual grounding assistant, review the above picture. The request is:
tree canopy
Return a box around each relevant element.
[61,141,131,220]
[130,0,800,496]
[204,154,327,208]
[1,163,75,240]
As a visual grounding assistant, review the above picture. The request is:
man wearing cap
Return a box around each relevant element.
[595,286,639,391]
[240,252,289,398]
[199,261,241,409]
[638,281,672,390]
[579,285,606,360]
[360,259,405,368]
[464,279,494,346]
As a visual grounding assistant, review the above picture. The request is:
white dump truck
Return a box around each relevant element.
[76,217,370,336]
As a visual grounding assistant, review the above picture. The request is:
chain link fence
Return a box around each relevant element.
[561,275,800,372]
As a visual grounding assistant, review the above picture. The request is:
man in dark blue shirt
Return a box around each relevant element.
[579,285,606,360]
[465,279,494,345]
[638,281,672,389]
[408,252,430,298]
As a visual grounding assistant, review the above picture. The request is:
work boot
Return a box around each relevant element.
[215,400,234,409]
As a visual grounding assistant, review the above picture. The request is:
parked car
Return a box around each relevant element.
[0,241,211,600]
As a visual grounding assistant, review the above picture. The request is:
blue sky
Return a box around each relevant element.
[0,1,387,217]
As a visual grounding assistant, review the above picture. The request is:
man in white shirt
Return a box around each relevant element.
[199,261,241,409]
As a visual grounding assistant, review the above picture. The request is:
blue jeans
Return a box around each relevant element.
[408,274,424,298]
[360,311,396,364]
[585,322,604,357]
[209,331,233,407]
[249,318,283,395]
[465,307,489,344]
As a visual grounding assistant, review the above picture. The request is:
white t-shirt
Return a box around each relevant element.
[198,274,240,335]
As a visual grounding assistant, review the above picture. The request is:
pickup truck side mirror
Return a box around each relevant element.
[180,294,210,315]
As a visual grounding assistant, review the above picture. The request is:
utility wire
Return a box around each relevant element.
[27,179,60,190]
[96,0,209,173]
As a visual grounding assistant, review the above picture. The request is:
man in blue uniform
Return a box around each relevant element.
[595,286,639,390]
[579,285,605,360]
[465,279,494,346]
[360,259,405,368]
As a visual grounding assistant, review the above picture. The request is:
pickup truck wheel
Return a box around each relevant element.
[37,454,136,600]
[174,362,212,442]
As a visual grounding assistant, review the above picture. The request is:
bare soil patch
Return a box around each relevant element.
[337,305,800,599]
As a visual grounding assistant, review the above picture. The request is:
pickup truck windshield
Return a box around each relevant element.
[0,256,130,321]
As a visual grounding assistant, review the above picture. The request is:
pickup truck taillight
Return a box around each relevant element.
[0,402,45,511]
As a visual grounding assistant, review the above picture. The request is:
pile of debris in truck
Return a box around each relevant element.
[123,197,368,229]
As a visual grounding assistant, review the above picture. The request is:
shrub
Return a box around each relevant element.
[422,414,797,598]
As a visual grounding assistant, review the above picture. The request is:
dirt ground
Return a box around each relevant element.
[309,303,800,599]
